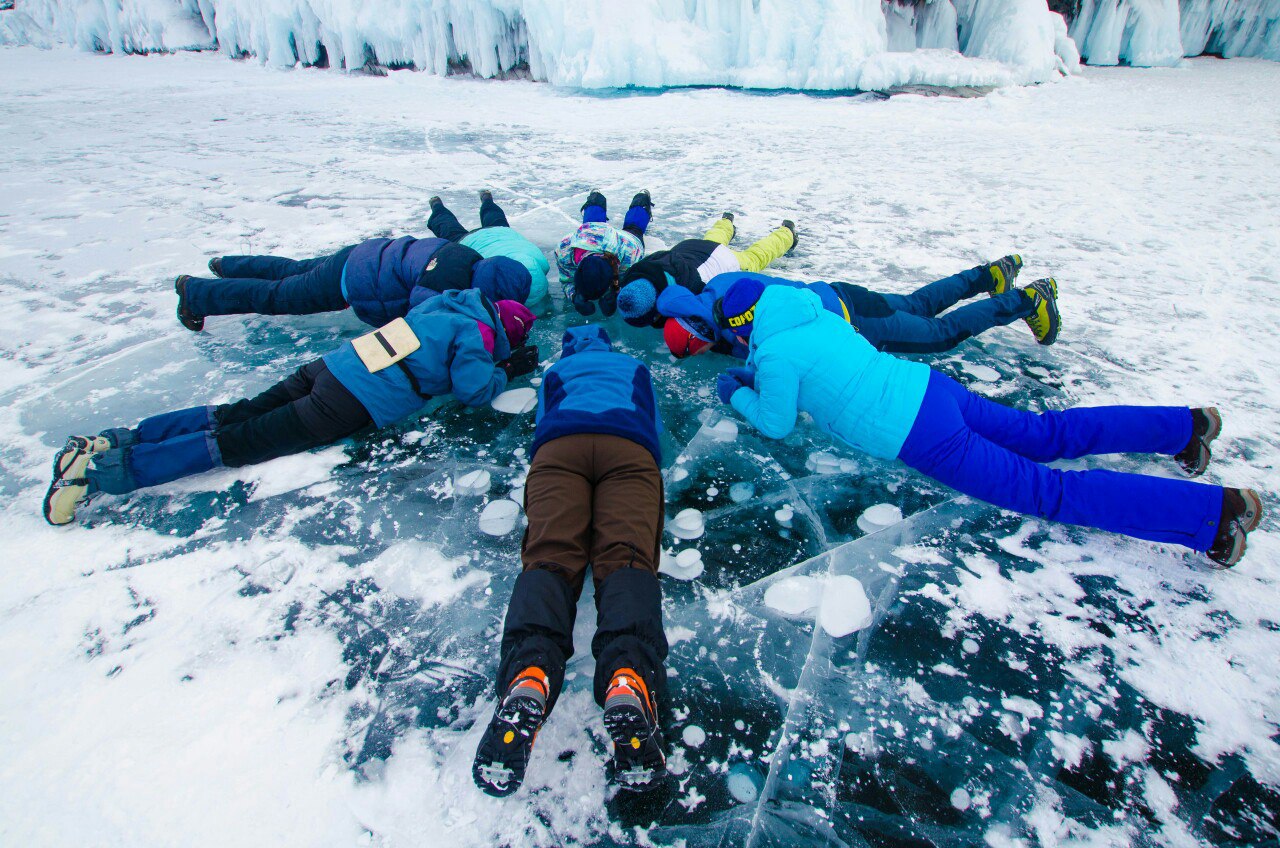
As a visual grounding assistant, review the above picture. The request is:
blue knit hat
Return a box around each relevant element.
[472,257,531,304]
[718,277,766,337]
[617,279,657,321]
[574,254,613,300]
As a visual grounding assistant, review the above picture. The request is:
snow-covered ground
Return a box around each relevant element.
[1,48,1278,846]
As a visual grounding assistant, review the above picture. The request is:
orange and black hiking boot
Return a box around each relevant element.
[472,667,549,797]
[602,668,666,793]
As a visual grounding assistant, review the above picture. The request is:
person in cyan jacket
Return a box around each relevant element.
[714,282,1262,568]
[175,235,532,332]
[44,290,538,526]
[659,256,1059,358]
[614,212,797,327]
[473,326,668,798]
[558,190,654,317]
[428,191,552,303]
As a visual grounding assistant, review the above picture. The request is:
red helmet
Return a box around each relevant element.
[664,318,712,358]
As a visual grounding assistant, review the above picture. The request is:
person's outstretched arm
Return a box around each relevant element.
[730,352,799,440]
[447,330,509,407]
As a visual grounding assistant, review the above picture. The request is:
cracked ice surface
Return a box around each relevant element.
[1,48,1279,846]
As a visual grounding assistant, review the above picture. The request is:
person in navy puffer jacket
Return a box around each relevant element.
[174,236,532,332]
[473,326,669,798]
[43,290,539,526]
[715,282,1262,568]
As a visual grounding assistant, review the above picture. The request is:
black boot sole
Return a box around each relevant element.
[603,703,666,792]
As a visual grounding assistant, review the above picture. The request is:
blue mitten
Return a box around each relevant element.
[725,366,756,391]
[598,287,618,318]
[570,291,597,316]
[716,372,743,404]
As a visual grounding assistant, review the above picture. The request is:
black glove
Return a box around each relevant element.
[500,345,539,379]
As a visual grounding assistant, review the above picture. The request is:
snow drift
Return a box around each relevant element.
[0,0,1275,88]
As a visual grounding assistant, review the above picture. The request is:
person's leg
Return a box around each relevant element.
[213,360,324,429]
[856,290,1034,354]
[702,216,736,246]
[586,435,667,706]
[215,253,330,280]
[479,194,511,229]
[582,191,608,224]
[213,362,371,468]
[427,199,469,242]
[732,225,795,272]
[928,372,1193,462]
[183,246,353,318]
[898,376,1223,552]
[622,191,653,243]
[881,265,990,317]
[496,434,595,709]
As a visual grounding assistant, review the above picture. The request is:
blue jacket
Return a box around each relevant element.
[341,236,448,327]
[730,287,929,460]
[460,227,551,303]
[324,289,509,428]
[658,272,851,358]
[531,326,662,466]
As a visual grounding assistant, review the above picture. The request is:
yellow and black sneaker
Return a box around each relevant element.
[1174,407,1223,477]
[602,668,666,793]
[1207,488,1263,568]
[43,436,109,526]
[987,254,1024,295]
[472,666,550,797]
[1023,278,1060,346]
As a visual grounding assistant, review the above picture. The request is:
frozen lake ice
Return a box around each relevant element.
[0,48,1278,846]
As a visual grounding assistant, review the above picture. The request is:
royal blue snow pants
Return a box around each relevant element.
[897,372,1224,551]
[87,360,371,494]
[428,196,510,242]
[183,245,355,318]
[838,265,1034,355]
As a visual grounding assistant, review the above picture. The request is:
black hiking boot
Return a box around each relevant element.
[602,668,666,793]
[629,190,653,211]
[1207,488,1263,568]
[208,257,225,278]
[175,275,204,332]
[479,189,494,204]
[1174,407,1222,477]
[428,195,443,211]
[472,667,550,797]
[781,219,798,255]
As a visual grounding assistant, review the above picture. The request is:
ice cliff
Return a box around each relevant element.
[0,0,1275,88]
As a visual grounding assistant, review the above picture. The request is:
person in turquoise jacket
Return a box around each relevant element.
[429,191,551,303]
[714,282,1262,568]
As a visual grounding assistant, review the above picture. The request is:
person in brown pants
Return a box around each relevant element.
[473,325,669,797]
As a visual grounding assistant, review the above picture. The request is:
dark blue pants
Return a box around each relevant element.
[428,197,509,242]
[184,246,355,318]
[582,192,651,243]
[898,372,1223,551]
[87,360,371,494]
[841,266,1033,354]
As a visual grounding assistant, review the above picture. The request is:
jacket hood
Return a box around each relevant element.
[751,286,822,346]
[560,325,613,358]
[473,256,532,304]
[414,288,510,360]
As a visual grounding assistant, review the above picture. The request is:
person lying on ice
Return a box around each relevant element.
[660,255,1057,358]
[175,232,532,333]
[614,212,797,327]
[557,190,654,318]
[712,280,1262,567]
[473,325,668,797]
[44,290,539,526]
[428,190,552,303]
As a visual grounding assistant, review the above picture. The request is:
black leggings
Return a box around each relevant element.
[214,360,372,467]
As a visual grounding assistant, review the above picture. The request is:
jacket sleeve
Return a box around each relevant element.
[555,232,576,282]
[731,351,799,440]
[448,330,509,407]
